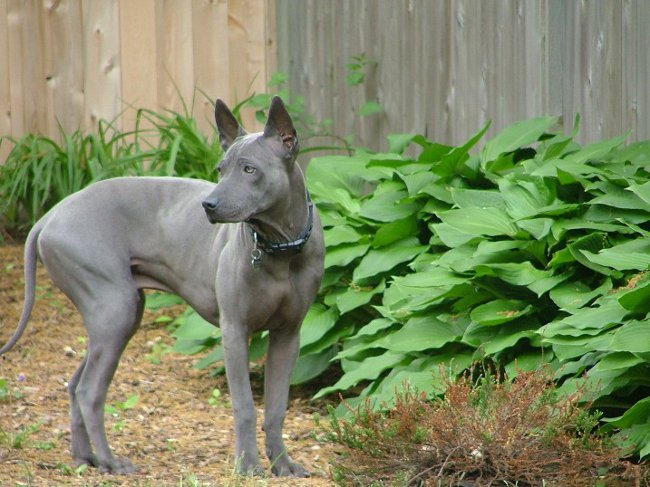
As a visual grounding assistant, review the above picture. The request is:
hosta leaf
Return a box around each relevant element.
[373,215,418,248]
[173,312,219,340]
[354,318,396,338]
[470,299,533,326]
[595,352,644,372]
[562,132,629,164]
[605,397,650,429]
[499,176,553,220]
[588,183,650,212]
[372,352,474,405]
[324,225,364,246]
[481,116,556,164]
[539,301,627,338]
[438,207,518,237]
[617,423,650,459]
[299,304,339,349]
[582,250,650,272]
[291,347,338,385]
[628,181,650,206]
[474,262,552,287]
[608,320,650,352]
[336,280,385,314]
[550,279,613,311]
[387,133,427,154]
[527,268,574,297]
[450,188,506,210]
[430,222,476,248]
[618,278,650,314]
[359,190,422,222]
[377,314,467,352]
[463,319,539,355]
[307,154,381,196]
[434,120,491,177]
[568,233,614,275]
[401,172,437,196]
[353,238,428,282]
[325,242,370,268]
[313,352,406,399]
[516,218,554,240]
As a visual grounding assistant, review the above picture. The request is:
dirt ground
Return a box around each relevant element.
[0,245,339,486]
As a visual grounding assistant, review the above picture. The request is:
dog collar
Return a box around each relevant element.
[248,192,314,267]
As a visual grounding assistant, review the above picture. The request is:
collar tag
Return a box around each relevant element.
[251,231,263,270]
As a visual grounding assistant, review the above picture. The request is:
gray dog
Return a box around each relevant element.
[0,96,324,477]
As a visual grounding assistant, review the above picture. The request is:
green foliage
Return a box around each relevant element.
[105,394,139,432]
[0,93,223,236]
[305,116,650,457]
[0,120,153,234]
[0,420,43,449]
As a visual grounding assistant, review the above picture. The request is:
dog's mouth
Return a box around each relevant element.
[204,206,253,225]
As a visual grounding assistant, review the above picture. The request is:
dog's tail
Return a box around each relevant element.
[0,221,43,355]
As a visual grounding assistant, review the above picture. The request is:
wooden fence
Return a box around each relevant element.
[0,0,276,162]
[276,0,650,151]
[2,1,649,164]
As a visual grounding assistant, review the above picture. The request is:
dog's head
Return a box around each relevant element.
[202,97,299,224]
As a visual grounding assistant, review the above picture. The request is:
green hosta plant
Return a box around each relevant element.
[301,116,650,457]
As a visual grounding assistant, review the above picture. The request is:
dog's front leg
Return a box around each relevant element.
[263,327,310,477]
[221,324,263,475]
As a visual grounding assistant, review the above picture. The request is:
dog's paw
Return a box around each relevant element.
[271,457,310,478]
[73,453,99,468]
[98,456,139,474]
[236,462,265,477]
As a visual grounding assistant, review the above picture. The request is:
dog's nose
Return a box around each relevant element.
[202,199,218,212]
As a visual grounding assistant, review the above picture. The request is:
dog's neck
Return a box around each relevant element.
[245,166,312,253]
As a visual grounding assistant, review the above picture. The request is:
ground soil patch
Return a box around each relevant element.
[0,245,337,486]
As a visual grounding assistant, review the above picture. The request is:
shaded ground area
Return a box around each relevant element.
[0,245,337,486]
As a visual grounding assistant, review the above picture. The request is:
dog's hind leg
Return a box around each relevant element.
[71,288,145,474]
[68,355,98,467]
[69,290,144,473]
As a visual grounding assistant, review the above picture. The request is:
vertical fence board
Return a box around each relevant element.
[6,0,46,136]
[227,0,269,130]
[155,0,194,116]
[119,0,158,135]
[191,0,230,135]
[44,0,84,136]
[0,0,11,163]
[635,3,650,140]
[81,0,121,132]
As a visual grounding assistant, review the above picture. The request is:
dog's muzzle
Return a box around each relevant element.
[202,198,220,224]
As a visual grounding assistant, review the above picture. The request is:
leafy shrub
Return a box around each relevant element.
[0,121,152,235]
[328,368,647,485]
[0,99,223,237]
[301,116,650,456]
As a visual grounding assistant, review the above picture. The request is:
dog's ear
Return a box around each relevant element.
[214,99,246,151]
[263,96,298,158]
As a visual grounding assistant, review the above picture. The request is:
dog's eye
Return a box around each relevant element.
[244,165,256,174]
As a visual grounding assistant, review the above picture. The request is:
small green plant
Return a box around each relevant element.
[105,394,139,432]
[207,387,224,407]
[328,368,647,485]
[0,375,26,402]
[56,462,88,476]
[145,338,172,365]
[0,420,42,449]
[346,52,382,117]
